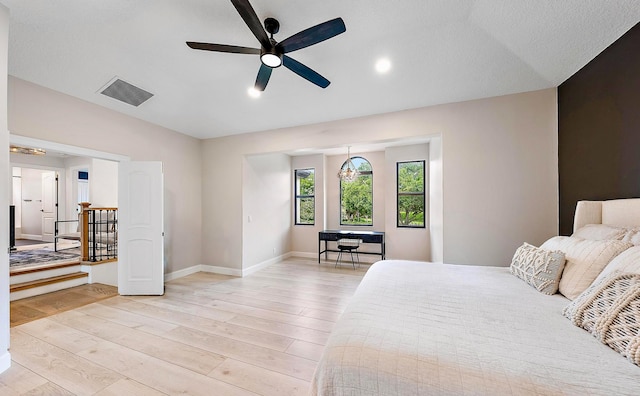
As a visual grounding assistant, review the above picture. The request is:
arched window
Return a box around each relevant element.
[340,156,373,225]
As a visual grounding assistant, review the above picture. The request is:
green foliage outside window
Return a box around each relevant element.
[295,169,314,225]
[340,157,373,225]
[397,161,425,227]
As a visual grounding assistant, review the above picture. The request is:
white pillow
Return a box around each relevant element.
[540,236,632,300]
[510,243,566,295]
[595,245,640,282]
[572,224,627,240]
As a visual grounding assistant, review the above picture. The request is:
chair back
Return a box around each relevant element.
[337,235,361,249]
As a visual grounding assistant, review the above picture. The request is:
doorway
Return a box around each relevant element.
[11,166,63,246]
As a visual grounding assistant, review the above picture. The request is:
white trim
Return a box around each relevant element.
[200,265,243,277]
[17,234,41,241]
[0,351,11,374]
[289,251,317,259]
[10,134,130,162]
[241,252,291,277]
[164,264,205,282]
[163,253,295,281]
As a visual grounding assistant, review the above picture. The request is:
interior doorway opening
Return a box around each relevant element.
[8,136,129,302]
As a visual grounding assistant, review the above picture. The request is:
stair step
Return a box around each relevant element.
[10,272,88,293]
[10,263,83,286]
[10,261,81,276]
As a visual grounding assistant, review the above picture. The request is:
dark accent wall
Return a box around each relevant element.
[558,22,640,235]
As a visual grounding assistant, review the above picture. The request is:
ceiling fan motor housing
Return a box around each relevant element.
[264,17,280,35]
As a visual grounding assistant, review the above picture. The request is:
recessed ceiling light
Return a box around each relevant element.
[375,58,392,74]
[247,87,261,98]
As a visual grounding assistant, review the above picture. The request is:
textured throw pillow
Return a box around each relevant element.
[594,246,640,283]
[563,272,640,332]
[565,272,640,367]
[572,224,627,241]
[510,243,566,295]
[622,228,640,245]
[593,283,640,366]
[540,236,632,300]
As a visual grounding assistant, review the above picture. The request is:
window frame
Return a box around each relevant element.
[396,160,426,228]
[294,168,315,226]
[339,156,373,227]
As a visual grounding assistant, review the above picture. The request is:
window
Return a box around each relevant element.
[294,168,315,225]
[340,156,373,226]
[397,160,425,228]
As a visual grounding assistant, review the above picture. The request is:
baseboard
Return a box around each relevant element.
[164,264,242,280]
[0,350,11,374]
[19,234,41,241]
[289,251,317,259]
[242,253,290,277]
[164,265,205,282]
[164,254,293,281]
[199,265,243,277]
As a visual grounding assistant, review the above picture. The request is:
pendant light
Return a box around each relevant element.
[337,146,359,182]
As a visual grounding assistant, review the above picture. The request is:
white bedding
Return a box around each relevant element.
[311,260,640,395]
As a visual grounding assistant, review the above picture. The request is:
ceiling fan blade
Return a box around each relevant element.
[279,17,346,53]
[186,42,260,55]
[283,55,330,88]
[230,0,271,49]
[255,64,273,91]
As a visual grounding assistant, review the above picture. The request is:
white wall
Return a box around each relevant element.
[384,144,430,261]
[429,136,444,262]
[8,77,203,275]
[9,152,65,168]
[201,88,558,269]
[242,153,291,271]
[11,167,21,231]
[63,156,91,229]
[0,2,11,375]
[89,158,118,207]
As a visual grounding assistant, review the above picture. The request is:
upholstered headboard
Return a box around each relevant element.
[573,198,640,232]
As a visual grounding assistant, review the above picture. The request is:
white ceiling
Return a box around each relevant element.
[2,1,639,140]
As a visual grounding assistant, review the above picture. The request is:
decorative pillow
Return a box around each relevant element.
[563,272,640,332]
[510,243,566,295]
[622,228,640,245]
[594,245,640,283]
[540,236,632,300]
[572,224,627,241]
[593,283,640,366]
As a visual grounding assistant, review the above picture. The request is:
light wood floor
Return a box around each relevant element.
[10,284,119,327]
[0,257,369,395]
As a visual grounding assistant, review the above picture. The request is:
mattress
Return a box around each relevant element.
[311,260,640,395]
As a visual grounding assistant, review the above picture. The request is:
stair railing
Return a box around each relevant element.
[80,202,118,262]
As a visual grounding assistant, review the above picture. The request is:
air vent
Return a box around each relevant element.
[99,77,153,107]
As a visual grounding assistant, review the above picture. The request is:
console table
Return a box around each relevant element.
[318,230,385,263]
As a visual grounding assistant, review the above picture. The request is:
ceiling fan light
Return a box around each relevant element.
[247,87,261,98]
[261,52,282,68]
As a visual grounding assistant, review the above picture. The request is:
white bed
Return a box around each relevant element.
[311,199,640,395]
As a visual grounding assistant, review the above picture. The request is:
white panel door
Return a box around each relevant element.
[41,171,56,243]
[118,161,164,295]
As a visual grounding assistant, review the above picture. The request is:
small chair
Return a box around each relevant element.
[335,236,361,269]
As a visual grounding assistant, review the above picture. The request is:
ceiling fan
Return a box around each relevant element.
[187,0,346,91]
